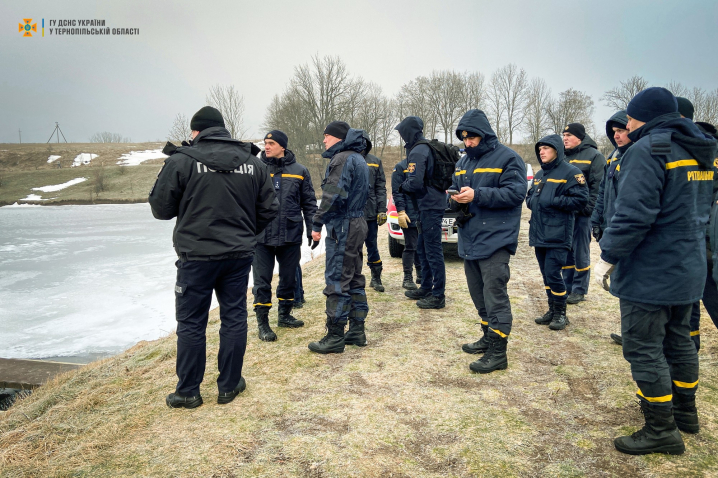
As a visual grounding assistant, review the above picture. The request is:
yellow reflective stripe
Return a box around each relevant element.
[562,265,575,270]
[673,379,699,388]
[455,170,466,176]
[546,178,567,183]
[369,260,382,264]
[254,303,272,307]
[616,164,621,171]
[570,160,592,164]
[690,330,700,336]
[366,163,380,167]
[550,289,567,296]
[575,265,591,272]
[637,389,672,403]
[403,169,409,173]
[278,297,294,301]
[473,168,503,173]
[281,174,304,180]
[607,157,619,164]
[480,320,489,326]
[490,328,509,338]
[665,159,699,169]
[544,286,551,290]
[270,173,274,177]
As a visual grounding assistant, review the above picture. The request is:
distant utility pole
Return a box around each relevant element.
[46,122,68,143]
[18,129,21,143]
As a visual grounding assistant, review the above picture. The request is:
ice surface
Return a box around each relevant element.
[47,155,61,163]
[0,203,326,359]
[71,153,98,167]
[32,177,87,193]
[116,149,168,166]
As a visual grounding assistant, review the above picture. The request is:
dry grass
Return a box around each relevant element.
[1,209,717,477]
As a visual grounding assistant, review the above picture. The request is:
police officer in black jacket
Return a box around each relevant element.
[526,134,588,331]
[252,130,317,342]
[361,133,388,292]
[149,106,278,408]
[595,87,717,455]
[449,110,527,374]
[561,123,605,304]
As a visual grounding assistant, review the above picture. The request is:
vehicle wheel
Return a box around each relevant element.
[388,234,404,258]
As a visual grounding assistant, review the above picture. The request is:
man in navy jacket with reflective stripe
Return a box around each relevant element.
[595,87,717,455]
[449,109,526,374]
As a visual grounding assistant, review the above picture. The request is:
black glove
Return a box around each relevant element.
[311,240,320,250]
[307,236,312,247]
[454,205,473,228]
[592,226,603,242]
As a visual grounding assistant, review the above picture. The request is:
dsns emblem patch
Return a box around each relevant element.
[408,163,416,173]
[575,174,586,185]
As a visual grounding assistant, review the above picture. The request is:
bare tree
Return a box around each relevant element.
[523,77,552,145]
[547,88,596,135]
[601,75,649,110]
[396,76,439,140]
[460,71,486,113]
[354,82,397,155]
[426,70,465,143]
[486,75,507,144]
[167,113,191,143]
[89,132,130,143]
[490,64,529,145]
[666,80,689,98]
[206,84,248,139]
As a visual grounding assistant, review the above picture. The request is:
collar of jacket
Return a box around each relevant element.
[617,142,633,155]
[194,126,233,143]
[627,112,682,143]
[540,156,562,172]
[464,139,497,160]
[404,134,426,152]
[261,149,296,167]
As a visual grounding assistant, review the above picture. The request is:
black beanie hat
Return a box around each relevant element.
[190,106,225,132]
[627,87,678,123]
[323,121,350,140]
[676,97,695,120]
[563,123,586,141]
[264,130,288,149]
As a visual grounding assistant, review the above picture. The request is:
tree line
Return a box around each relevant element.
[163,56,718,162]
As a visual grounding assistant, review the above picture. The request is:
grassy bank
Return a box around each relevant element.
[1,209,716,477]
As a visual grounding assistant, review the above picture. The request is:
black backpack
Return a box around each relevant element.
[415,139,462,191]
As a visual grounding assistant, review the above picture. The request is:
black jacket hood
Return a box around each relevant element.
[630,113,718,169]
[455,109,498,158]
[174,127,255,172]
[322,128,367,159]
[395,116,424,149]
[361,131,373,155]
[606,110,629,148]
[536,134,565,171]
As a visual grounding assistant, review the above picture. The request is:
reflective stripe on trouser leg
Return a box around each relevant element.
[465,250,513,336]
[252,243,276,309]
[562,215,591,295]
[275,243,301,305]
[690,300,701,352]
[535,247,568,305]
[621,300,698,407]
[324,217,368,325]
[401,226,418,275]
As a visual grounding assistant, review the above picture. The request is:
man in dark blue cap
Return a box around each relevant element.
[596,87,717,455]
[252,130,317,342]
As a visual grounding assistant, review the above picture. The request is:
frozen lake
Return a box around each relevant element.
[0,203,324,360]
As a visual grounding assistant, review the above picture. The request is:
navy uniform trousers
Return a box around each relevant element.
[535,247,569,305]
[324,217,369,324]
[252,243,301,310]
[689,258,718,351]
[401,226,421,276]
[174,256,253,397]
[365,219,381,267]
[562,214,591,295]
[417,209,446,297]
[465,249,513,337]
[621,300,699,408]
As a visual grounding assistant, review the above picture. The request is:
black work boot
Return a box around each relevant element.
[673,393,699,434]
[166,392,203,409]
[405,288,431,300]
[369,264,385,292]
[402,272,418,290]
[535,299,554,325]
[344,319,367,346]
[614,401,685,455]
[256,307,277,342]
[415,266,422,284]
[462,325,490,354]
[294,298,305,309]
[417,295,445,309]
[278,301,304,328]
[549,302,570,330]
[469,331,508,374]
[566,292,585,304]
[308,320,346,354]
[610,333,623,345]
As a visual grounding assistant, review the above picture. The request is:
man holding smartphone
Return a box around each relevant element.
[450,109,527,374]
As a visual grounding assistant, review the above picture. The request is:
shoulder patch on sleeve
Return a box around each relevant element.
[575,173,586,185]
[713,158,718,169]
[408,163,416,173]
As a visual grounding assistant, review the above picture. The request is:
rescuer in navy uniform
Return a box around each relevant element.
[526,134,588,331]
[449,109,527,374]
[361,132,388,292]
[252,130,317,342]
[595,87,717,455]
[150,106,278,408]
[561,123,605,304]
[391,158,421,289]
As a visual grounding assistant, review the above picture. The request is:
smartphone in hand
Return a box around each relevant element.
[447,189,460,196]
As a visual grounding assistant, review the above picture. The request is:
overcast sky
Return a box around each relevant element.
[2,0,717,144]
